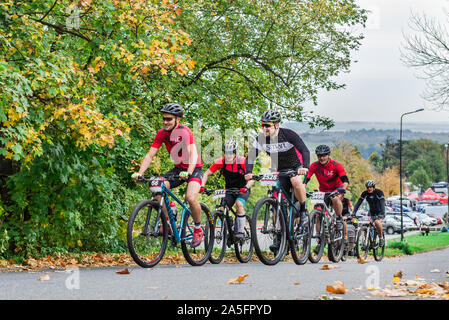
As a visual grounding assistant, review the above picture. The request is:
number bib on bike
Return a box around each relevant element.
[311,191,326,204]
[149,177,165,193]
[213,189,226,200]
[260,173,278,186]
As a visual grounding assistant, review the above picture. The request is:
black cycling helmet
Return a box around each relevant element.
[315,144,331,155]
[261,110,281,123]
[365,180,375,188]
[223,139,238,153]
[160,103,184,117]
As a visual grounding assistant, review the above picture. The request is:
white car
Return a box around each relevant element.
[382,215,415,235]
[416,213,437,226]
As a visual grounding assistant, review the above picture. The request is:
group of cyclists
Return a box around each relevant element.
[132,102,386,261]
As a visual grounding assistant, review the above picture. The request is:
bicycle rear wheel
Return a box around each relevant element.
[308,209,325,263]
[356,227,369,260]
[234,214,254,263]
[127,200,168,268]
[209,210,227,264]
[251,197,286,266]
[181,203,214,266]
[373,231,385,261]
[290,211,311,265]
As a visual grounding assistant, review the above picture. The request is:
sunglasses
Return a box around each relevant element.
[261,123,274,128]
[163,117,175,122]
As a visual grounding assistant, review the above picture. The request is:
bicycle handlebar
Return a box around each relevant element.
[250,169,300,181]
[135,173,181,183]
[201,187,245,196]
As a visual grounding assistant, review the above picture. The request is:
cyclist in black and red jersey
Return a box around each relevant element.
[304,144,350,232]
[245,110,310,252]
[132,103,204,247]
[201,139,254,239]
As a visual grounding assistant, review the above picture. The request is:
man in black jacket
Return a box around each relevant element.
[353,180,386,247]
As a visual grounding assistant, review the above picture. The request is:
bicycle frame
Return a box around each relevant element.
[211,189,241,240]
[156,183,193,244]
[260,174,302,240]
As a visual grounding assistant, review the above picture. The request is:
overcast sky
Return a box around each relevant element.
[307,0,449,123]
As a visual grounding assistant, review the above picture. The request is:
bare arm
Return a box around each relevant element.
[186,143,198,175]
[201,169,213,187]
[137,147,158,176]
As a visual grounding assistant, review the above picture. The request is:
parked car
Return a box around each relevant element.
[416,213,438,226]
[386,211,418,224]
[382,215,415,235]
[421,205,447,223]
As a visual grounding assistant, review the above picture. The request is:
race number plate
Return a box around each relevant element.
[311,191,326,204]
[260,173,278,186]
[149,177,164,192]
[213,189,227,200]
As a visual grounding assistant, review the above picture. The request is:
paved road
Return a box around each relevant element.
[1,247,448,300]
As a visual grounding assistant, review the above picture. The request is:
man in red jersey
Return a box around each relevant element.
[132,103,204,247]
[304,144,349,232]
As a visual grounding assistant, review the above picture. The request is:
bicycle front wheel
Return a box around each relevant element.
[127,200,168,268]
[290,211,311,265]
[308,209,325,263]
[209,210,227,264]
[181,203,214,266]
[328,221,345,263]
[356,227,369,260]
[251,197,286,266]
[373,231,385,262]
[234,214,254,263]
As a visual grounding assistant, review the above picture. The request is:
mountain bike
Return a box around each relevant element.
[308,191,346,263]
[355,216,385,262]
[127,174,214,267]
[250,169,311,266]
[340,215,359,262]
[202,188,253,264]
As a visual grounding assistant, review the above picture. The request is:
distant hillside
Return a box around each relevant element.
[283,122,449,159]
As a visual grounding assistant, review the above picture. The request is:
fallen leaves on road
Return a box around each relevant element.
[116,268,130,275]
[320,264,340,270]
[226,273,248,284]
[369,273,449,299]
[37,275,50,281]
[326,281,346,294]
[294,282,300,285]
[393,270,403,278]
[357,258,367,264]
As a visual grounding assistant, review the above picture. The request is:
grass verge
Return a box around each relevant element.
[385,231,449,257]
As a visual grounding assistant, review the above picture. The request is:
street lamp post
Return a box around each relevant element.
[400,108,424,242]
[446,144,449,224]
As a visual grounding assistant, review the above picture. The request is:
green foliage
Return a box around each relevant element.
[380,138,446,183]
[0,0,368,257]
[388,240,413,255]
[368,152,382,172]
[409,167,431,191]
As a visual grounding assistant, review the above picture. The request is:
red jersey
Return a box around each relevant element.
[209,156,247,174]
[151,124,203,170]
[209,156,247,189]
[307,158,347,192]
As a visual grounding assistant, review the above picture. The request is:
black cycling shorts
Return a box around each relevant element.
[224,189,251,209]
[163,166,203,189]
[278,166,303,195]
